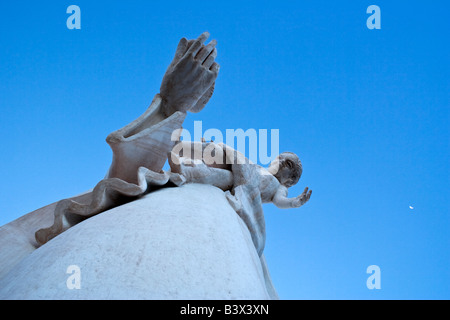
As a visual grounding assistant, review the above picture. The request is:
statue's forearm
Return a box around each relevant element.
[272,195,294,209]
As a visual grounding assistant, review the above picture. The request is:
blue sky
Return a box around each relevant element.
[0,1,449,299]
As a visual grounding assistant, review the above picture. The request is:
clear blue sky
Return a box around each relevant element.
[0,1,449,299]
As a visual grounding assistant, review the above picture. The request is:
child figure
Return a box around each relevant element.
[168,143,312,209]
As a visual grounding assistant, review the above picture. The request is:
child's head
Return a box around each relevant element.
[268,152,302,188]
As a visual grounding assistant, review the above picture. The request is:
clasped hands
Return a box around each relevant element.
[160,32,219,116]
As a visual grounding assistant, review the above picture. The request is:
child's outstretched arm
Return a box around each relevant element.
[272,186,312,209]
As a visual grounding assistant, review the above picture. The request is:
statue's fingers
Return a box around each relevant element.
[197,31,210,43]
[186,40,203,58]
[195,40,217,63]
[186,32,210,57]
[183,39,195,54]
[202,48,217,69]
[174,37,188,59]
[210,62,220,74]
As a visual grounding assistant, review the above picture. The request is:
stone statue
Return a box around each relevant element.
[33,31,220,244]
[33,31,312,252]
[0,32,312,299]
[168,143,312,255]
[106,31,220,185]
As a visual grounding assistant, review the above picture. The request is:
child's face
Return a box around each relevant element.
[269,153,301,188]
[276,166,296,187]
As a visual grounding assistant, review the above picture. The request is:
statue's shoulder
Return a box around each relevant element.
[257,167,280,202]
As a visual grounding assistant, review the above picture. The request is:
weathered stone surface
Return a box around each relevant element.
[0,184,277,300]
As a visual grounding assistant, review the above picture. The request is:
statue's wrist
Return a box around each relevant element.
[160,95,177,118]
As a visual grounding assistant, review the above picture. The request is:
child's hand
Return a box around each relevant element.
[292,187,312,208]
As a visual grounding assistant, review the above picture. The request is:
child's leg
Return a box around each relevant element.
[169,152,233,191]
[190,166,233,191]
